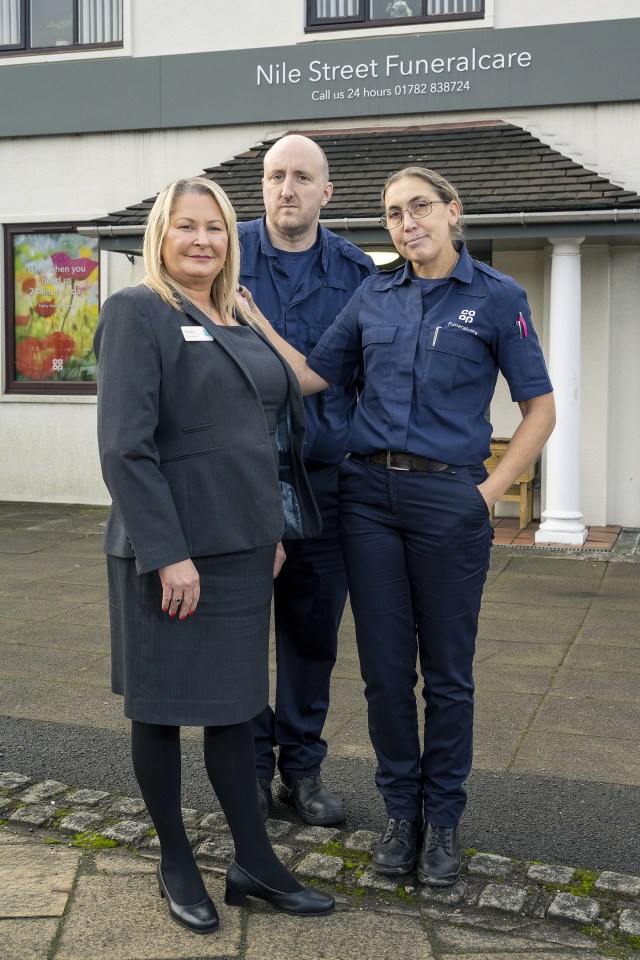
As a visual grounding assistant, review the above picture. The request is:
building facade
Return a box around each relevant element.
[1,1,639,536]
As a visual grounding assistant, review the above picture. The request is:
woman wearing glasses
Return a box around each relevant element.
[240,166,555,888]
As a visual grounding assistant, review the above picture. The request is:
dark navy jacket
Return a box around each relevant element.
[238,217,375,465]
[95,285,321,575]
[308,245,553,466]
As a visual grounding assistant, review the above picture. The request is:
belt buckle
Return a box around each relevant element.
[386,450,410,471]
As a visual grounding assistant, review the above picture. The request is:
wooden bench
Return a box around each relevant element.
[484,438,539,530]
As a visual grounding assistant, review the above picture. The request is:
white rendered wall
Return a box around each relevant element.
[128,0,640,57]
[607,247,640,527]
[0,122,272,505]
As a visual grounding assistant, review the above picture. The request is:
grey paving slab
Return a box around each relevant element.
[428,922,588,952]
[485,583,593,609]
[57,563,108,587]
[574,608,640,644]
[37,537,105,559]
[477,617,579,644]
[0,555,98,582]
[549,667,640,702]
[472,727,522,771]
[9,580,107,603]
[45,602,110,629]
[437,953,598,959]
[587,594,640,613]
[480,600,585,627]
[5,619,110,652]
[243,911,433,960]
[474,692,542,730]
[474,663,556,695]
[498,557,606,579]
[324,676,368,719]
[475,639,570,668]
[529,696,640,739]
[0,831,33,844]
[0,677,127,731]
[511,731,640,786]
[0,644,109,684]
[0,918,59,960]
[328,706,376,762]
[603,562,640,579]
[2,599,73,623]
[0,844,80,918]
[593,580,640,602]
[55,873,241,960]
[564,643,640,671]
[0,532,78,554]
[94,852,158,874]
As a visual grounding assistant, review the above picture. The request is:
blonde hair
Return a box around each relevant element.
[381,166,465,248]
[142,176,251,324]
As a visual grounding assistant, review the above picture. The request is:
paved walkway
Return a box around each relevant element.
[1,502,640,959]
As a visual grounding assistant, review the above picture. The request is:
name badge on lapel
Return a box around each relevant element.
[181,326,214,341]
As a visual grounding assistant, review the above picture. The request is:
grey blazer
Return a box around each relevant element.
[94,284,321,575]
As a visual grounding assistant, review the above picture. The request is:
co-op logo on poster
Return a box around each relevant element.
[459,309,475,324]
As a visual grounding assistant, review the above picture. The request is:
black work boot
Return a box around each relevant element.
[277,776,346,826]
[417,823,461,886]
[372,817,420,875]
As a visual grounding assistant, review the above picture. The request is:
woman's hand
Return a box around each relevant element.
[476,481,498,512]
[158,559,200,620]
[236,284,255,314]
[236,285,271,332]
[273,542,286,579]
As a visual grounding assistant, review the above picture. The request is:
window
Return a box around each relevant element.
[5,226,100,394]
[0,0,122,54]
[307,0,483,30]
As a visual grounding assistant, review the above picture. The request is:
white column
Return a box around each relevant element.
[536,237,588,545]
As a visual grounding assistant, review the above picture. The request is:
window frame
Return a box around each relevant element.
[306,0,484,32]
[0,0,123,57]
[4,223,100,396]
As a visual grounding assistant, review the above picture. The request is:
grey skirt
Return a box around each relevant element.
[107,545,275,726]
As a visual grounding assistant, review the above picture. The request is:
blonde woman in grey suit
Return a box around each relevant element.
[95,177,334,933]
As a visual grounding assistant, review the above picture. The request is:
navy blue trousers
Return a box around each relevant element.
[338,457,493,827]
[253,463,348,782]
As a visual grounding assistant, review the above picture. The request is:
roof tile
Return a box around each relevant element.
[93,122,640,228]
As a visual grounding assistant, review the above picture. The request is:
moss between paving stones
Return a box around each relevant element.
[580,924,640,958]
[546,868,600,897]
[317,839,372,872]
[71,831,118,849]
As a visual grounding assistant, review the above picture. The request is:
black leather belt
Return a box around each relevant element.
[350,451,454,473]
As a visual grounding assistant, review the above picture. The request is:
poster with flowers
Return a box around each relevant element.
[12,231,99,383]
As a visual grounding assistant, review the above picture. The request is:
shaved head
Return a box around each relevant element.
[264,135,330,182]
[262,134,333,249]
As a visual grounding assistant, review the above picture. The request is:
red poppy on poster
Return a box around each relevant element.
[11,230,100,385]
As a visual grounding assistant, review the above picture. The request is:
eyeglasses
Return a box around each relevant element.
[380,200,448,230]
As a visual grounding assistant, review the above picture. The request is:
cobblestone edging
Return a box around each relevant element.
[2,771,640,952]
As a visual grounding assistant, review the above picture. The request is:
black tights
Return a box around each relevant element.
[131,719,301,904]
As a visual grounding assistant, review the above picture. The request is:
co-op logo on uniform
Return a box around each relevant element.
[459,309,475,324]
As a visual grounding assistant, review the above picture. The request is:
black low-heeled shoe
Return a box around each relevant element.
[156,862,219,934]
[224,860,335,916]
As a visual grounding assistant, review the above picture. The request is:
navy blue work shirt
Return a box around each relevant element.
[307,244,553,466]
[238,217,375,465]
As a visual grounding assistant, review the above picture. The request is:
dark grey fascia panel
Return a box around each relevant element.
[1,58,161,137]
[1,18,639,139]
[98,235,143,255]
